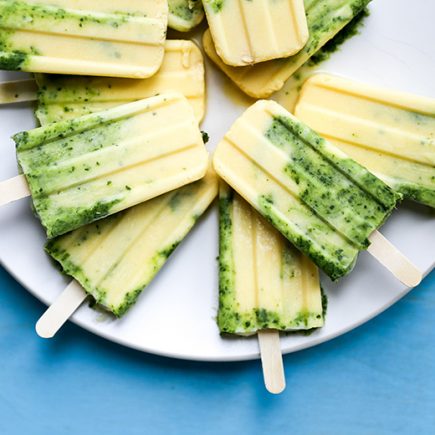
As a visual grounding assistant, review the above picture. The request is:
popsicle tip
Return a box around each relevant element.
[34,281,87,339]
[404,268,423,288]
[35,318,55,339]
[367,231,423,287]
[265,379,286,395]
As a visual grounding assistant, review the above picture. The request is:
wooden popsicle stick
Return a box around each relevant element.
[0,175,31,207]
[35,280,88,339]
[258,330,286,394]
[368,230,422,287]
[0,79,37,104]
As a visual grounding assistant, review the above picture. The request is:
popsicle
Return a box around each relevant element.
[0,0,168,78]
[0,93,209,238]
[219,183,323,393]
[202,0,309,67]
[168,0,204,32]
[35,40,206,124]
[219,183,324,335]
[294,74,435,208]
[36,166,217,338]
[213,100,422,286]
[203,0,371,97]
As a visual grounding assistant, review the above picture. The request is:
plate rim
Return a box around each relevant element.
[1,257,433,362]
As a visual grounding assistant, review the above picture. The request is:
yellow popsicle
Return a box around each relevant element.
[47,167,218,317]
[203,0,308,66]
[218,182,324,335]
[213,100,401,280]
[203,0,371,97]
[295,73,435,208]
[15,93,209,238]
[35,40,206,125]
[0,0,168,78]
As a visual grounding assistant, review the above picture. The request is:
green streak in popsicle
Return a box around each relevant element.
[46,169,218,317]
[213,100,402,281]
[168,0,204,31]
[218,183,324,335]
[15,93,208,238]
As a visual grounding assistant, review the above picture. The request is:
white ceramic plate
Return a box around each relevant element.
[0,0,434,361]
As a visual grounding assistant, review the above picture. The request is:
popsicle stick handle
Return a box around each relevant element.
[0,79,37,104]
[368,230,422,287]
[35,280,88,339]
[258,330,286,394]
[0,174,31,207]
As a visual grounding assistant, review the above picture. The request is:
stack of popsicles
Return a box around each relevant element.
[0,0,432,394]
[0,1,215,327]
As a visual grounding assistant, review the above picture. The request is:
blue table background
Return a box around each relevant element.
[0,265,433,434]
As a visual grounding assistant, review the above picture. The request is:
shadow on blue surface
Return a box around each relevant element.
[0,266,434,435]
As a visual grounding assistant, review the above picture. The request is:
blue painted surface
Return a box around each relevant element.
[0,265,434,435]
